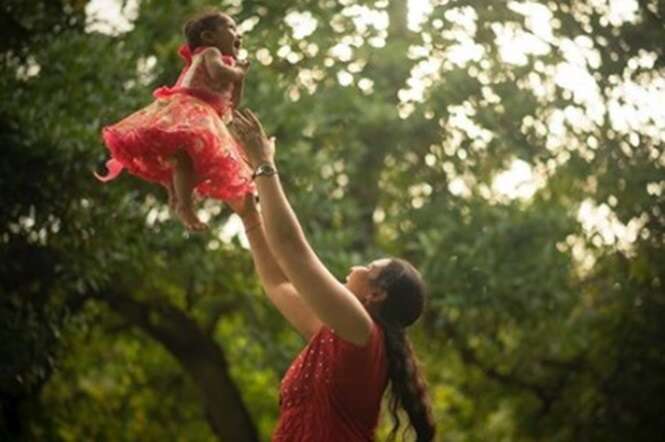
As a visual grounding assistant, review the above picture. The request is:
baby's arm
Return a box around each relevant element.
[202,47,245,84]
[232,77,244,108]
[231,60,249,108]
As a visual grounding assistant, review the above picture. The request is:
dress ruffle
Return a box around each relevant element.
[97,45,254,202]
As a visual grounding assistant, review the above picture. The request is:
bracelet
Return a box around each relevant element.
[244,221,262,234]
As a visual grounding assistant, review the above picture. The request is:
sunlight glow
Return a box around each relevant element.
[85,0,139,35]
[219,214,249,248]
[285,11,318,39]
[408,0,433,32]
[16,57,41,80]
[337,70,354,86]
[88,0,658,256]
[603,0,640,26]
[493,22,551,65]
[508,1,554,41]
[492,159,545,200]
[343,5,389,32]
[448,177,471,198]
[578,199,646,253]
[330,43,354,62]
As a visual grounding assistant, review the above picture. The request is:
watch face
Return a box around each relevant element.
[254,164,276,178]
[261,165,275,175]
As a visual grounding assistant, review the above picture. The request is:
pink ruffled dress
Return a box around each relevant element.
[97,44,254,201]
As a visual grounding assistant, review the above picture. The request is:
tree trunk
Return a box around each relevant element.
[102,293,259,442]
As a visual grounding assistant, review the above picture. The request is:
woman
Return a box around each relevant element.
[229,109,435,441]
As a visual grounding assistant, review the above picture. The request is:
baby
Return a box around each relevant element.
[96,10,254,230]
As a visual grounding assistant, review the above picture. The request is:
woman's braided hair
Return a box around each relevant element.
[370,258,435,442]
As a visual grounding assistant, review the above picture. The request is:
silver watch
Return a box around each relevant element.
[252,163,277,180]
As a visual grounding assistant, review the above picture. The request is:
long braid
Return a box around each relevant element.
[380,320,435,442]
[372,259,436,441]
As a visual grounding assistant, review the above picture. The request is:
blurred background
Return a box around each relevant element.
[1,0,664,441]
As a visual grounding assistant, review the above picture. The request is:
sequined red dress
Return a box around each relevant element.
[96,45,254,201]
[272,323,388,441]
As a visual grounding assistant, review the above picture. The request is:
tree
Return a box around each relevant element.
[1,0,663,441]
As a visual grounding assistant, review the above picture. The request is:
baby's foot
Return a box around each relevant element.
[175,204,208,232]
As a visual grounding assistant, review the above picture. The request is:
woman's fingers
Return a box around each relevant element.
[234,110,266,144]
[228,119,244,139]
[230,109,276,166]
[240,109,259,128]
[233,110,251,127]
[232,112,249,132]
[245,113,261,132]
[231,115,256,146]
[244,113,268,145]
[244,110,264,133]
[237,108,252,121]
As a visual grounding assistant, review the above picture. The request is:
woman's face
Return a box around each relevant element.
[205,14,242,56]
[345,258,391,303]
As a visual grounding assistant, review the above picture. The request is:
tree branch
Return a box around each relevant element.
[95,290,259,442]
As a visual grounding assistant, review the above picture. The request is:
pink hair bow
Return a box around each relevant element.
[178,44,193,66]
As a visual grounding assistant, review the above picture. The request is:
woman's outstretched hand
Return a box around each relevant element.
[230,109,275,168]
[227,192,258,220]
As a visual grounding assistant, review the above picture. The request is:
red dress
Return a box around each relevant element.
[273,323,388,442]
[96,45,254,201]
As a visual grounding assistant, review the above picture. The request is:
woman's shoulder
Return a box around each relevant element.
[325,322,387,383]
[322,321,384,351]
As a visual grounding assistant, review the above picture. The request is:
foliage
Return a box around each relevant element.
[1,0,664,441]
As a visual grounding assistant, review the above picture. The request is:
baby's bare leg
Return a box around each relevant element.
[166,180,177,212]
[172,150,207,231]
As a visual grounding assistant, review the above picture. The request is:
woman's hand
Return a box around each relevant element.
[227,192,258,220]
[229,109,275,168]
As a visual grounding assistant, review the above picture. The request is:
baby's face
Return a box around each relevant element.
[209,14,242,57]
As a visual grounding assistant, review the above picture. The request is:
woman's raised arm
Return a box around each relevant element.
[228,196,322,339]
[230,110,374,346]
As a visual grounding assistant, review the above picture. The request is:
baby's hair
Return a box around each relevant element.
[183,9,229,50]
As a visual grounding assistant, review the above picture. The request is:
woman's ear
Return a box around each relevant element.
[366,289,387,306]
